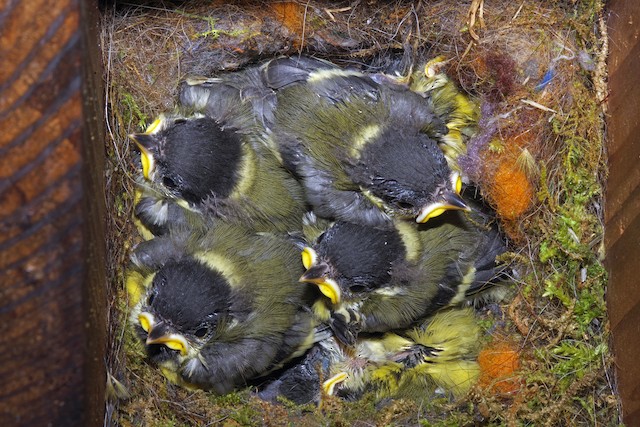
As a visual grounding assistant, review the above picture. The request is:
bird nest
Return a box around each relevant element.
[101,0,618,425]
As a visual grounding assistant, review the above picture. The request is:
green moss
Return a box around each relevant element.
[549,341,607,388]
[121,92,148,130]
[542,271,572,307]
[173,10,251,40]
[513,37,613,424]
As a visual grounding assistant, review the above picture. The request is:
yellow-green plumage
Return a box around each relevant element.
[327,309,481,401]
[403,57,481,172]
[127,221,320,394]
[302,197,509,345]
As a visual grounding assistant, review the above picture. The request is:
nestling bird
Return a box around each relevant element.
[262,56,469,226]
[323,308,482,402]
[129,66,307,235]
[259,308,482,404]
[300,188,509,345]
[404,56,480,173]
[127,222,319,394]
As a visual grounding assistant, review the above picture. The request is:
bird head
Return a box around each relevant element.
[129,116,163,180]
[300,222,405,306]
[415,171,470,223]
[353,129,470,223]
[129,114,244,207]
[299,247,341,305]
[135,257,232,368]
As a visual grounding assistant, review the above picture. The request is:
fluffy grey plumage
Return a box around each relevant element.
[261,56,466,226]
[128,222,320,393]
[130,65,307,237]
[301,188,510,345]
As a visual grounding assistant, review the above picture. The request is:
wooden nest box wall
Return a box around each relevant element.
[605,0,640,424]
[0,0,638,425]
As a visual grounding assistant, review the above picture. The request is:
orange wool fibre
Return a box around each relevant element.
[477,341,522,395]
[489,159,534,221]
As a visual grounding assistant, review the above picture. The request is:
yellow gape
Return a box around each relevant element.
[301,247,317,269]
[452,172,463,194]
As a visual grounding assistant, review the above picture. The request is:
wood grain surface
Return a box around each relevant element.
[605,0,640,424]
[0,0,106,425]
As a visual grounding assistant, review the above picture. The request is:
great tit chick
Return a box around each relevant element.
[370,56,480,174]
[262,56,469,226]
[127,222,319,394]
[300,190,509,345]
[403,57,481,172]
[324,308,481,402]
[129,69,307,235]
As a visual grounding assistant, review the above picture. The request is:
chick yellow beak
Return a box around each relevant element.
[138,312,155,333]
[146,334,189,356]
[301,247,317,270]
[138,147,154,180]
[144,117,164,134]
[316,279,341,305]
[416,192,470,223]
[322,372,349,396]
[300,264,341,305]
[141,318,189,356]
[452,172,463,195]
[129,135,155,180]
[129,117,163,180]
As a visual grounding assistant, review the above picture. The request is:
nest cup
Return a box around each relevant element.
[101,1,619,425]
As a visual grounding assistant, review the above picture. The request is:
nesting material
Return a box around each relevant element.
[102,1,616,425]
[477,339,522,395]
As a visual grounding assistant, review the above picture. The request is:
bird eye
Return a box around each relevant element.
[349,284,367,293]
[147,287,158,305]
[397,201,414,210]
[194,326,208,338]
[163,176,177,189]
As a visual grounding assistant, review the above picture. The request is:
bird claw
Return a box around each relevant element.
[393,344,440,368]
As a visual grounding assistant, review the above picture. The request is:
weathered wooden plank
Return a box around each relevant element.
[0,0,106,425]
[605,0,640,423]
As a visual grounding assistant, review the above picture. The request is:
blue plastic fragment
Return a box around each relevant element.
[535,69,555,91]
